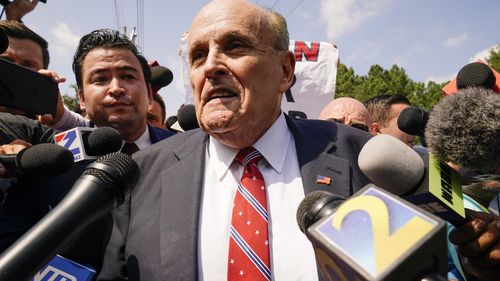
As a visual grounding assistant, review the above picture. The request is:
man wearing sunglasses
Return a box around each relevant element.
[319,97,371,132]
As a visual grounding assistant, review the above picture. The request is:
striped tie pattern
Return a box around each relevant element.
[227,147,271,281]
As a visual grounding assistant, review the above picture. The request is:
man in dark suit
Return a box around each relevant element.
[0,29,174,270]
[99,0,370,280]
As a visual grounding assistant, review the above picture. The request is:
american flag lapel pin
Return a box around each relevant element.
[316,175,332,185]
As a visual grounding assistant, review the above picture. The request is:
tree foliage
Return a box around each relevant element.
[335,63,446,109]
[61,84,81,113]
[486,46,500,72]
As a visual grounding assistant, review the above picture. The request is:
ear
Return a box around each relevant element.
[279,51,296,94]
[370,122,381,136]
[78,89,86,111]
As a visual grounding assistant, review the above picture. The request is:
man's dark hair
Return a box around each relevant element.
[72,29,151,90]
[365,94,411,126]
[0,20,49,68]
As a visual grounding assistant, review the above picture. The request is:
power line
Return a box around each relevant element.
[286,0,304,17]
[271,0,280,9]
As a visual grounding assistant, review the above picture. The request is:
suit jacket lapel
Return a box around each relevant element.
[159,130,207,280]
[286,116,353,198]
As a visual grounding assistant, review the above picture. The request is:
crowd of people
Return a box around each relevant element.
[0,0,498,280]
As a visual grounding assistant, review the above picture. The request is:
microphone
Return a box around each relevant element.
[425,87,500,172]
[358,134,467,226]
[55,127,122,162]
[297,185,447,281]
[0,143,73,177]
[0,152,139,281]
[151,65,173,92]
[0,29,8,54]
[397,106,429,147]
[177,104,199,131]
[456,62,496,90]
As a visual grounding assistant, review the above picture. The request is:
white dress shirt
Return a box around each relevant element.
[199,113,319,281]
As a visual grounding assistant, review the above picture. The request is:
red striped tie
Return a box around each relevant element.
[227,147,271,281]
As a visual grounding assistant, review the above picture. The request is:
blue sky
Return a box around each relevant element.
[22,0,500,117]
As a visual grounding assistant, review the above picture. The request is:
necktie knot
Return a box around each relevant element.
[121,142,139,155]
[235,147,262,166]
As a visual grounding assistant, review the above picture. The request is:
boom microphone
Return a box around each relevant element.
[0,152,139,281]
[358,134,467,225]
[0,143,73,177]
[55,127,122,162]
[425,87,500,171]
[297,185,447,281]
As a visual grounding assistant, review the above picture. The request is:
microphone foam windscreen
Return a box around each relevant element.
[358,134,425,195]
[456,62,496,90]
[85,127,122,156]
[18,143,74,176]
[177,104,199,131]
[151,66,173,91]
[425,87,500,170]
[397,106,428,135]
[84,152,139,205]
[0,28,8,54]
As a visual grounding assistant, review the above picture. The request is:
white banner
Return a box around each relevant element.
[179,39,338,120]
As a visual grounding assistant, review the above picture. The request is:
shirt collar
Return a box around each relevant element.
[121,125,151,150]
[208,112,291,180]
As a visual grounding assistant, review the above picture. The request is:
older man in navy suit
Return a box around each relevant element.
[99,1,370,280]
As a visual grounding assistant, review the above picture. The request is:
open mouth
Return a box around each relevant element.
[208,91,238,102]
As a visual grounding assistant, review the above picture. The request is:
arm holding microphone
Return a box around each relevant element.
[0,139,31,178]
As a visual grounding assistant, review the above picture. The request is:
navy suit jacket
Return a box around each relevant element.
[98,117,372,281]
[0,125,174,267]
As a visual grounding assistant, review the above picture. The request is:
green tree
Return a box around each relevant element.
[61,83,81,113]
[486,46,500,72]
[335,63,445,109]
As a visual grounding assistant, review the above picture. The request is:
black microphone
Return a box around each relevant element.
[358,134,467,226]
[0,143,73,177]
[456,62,496,90]
[151,65,173,92]
[0,29,8,54]
[0,152,139,281]
[397,106,429,147]
[297,185,447,281]
[177,104,199,131]
[55,126,122,162]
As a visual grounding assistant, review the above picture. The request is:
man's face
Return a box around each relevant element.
[379,103,415,146]
[188,0,294,148]
[79,48,151,141]
[0,37,43,71]
[147,99,165,128]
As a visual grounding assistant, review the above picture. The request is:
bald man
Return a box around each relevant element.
[319,97,371,132]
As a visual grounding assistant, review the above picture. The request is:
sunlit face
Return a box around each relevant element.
[0,37,44,71]
[187,0,294,148]
[79,48,152,141]
[379,103,415,147]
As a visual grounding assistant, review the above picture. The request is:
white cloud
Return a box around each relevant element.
[319,0,393,40]
[425,74,454,84]
[344,41,383,62]
[444,33,468,47]
[50,22,80,57]
[470,44,500,62]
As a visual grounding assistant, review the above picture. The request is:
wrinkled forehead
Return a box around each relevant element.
[188,1,269,45]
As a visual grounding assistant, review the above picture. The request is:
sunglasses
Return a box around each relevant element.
[328,118,369,132]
